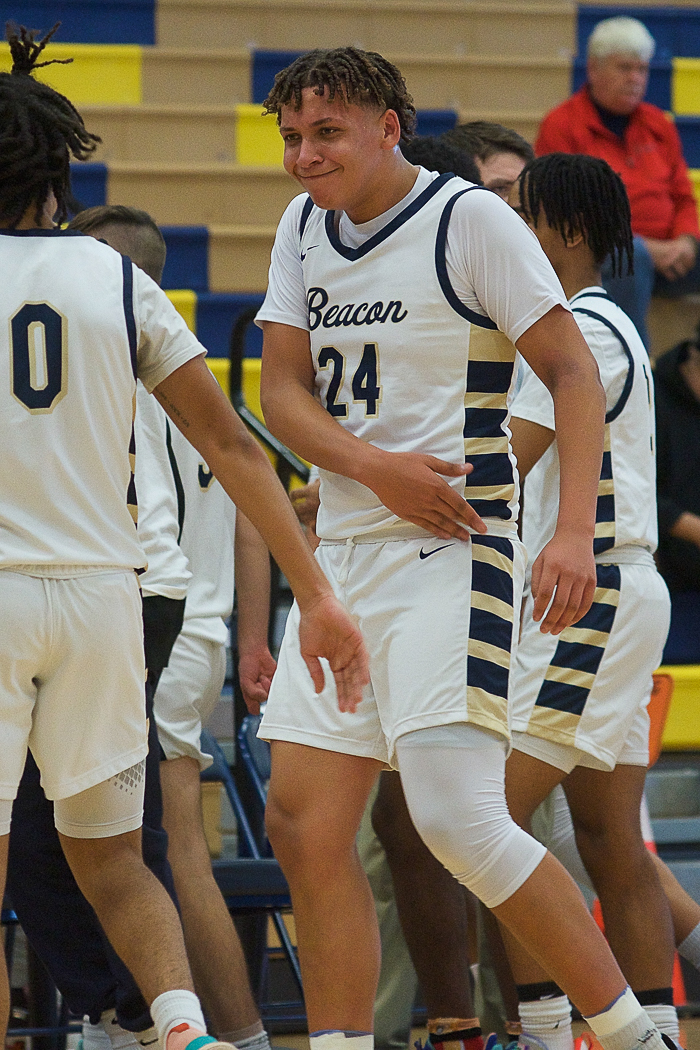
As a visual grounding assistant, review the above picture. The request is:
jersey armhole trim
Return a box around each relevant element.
[299,195,314,239]
[571,305,635,423]
[165,419,186,545]
[121,255,138,380]
[435,187,498,330]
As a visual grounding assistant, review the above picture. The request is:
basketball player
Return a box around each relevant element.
[0,25,367,1049]
[255,45,666,1050]
[501,153,675,1050]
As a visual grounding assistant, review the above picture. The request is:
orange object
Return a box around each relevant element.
[648,673,675,768]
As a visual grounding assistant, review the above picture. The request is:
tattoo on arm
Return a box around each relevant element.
[155,388,190,429]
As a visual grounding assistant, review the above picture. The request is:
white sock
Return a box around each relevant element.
[644,1004,679,1044]
[82,1017,113,1050]
[309,1032,373,1050]
[220,1025,270,1050]
[103,1010,160,1050]
[584,988,665,1050]
[678,922,700,971]
[518,995,574,1050]
[150,990,207,1047]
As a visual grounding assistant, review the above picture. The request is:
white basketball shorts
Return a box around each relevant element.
[511,561,671,771]
[0,569,148,801]
[154,630,226,770]
[259,533,526,767]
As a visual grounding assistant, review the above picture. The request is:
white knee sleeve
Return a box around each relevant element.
[54,761,145,839]
[396,723,547,908]
[532,784,594,893]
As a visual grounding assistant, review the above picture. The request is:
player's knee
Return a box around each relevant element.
[266,792,356,875]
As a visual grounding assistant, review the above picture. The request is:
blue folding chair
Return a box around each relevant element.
[200,730,304,1024]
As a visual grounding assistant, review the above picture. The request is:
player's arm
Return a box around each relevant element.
[515,305,605,634]
[260,320,486,540]
[235,510,277,716]
[153,355,368,711]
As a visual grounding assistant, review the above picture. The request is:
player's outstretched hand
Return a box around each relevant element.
[298,593,370,713]
[531,528,597,635]
[365,451,487,540]
[238,646,278,716]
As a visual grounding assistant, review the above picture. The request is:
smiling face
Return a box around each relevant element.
[279,86,412,223]
[587,53,649,115]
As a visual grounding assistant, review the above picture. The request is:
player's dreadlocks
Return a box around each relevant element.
[0,23,100,227]
[263,46,417,142]
[518,152,634,278]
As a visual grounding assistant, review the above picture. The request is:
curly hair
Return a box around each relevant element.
[262,46,417,141]
[518,153,634,278]
[0,23,100,227]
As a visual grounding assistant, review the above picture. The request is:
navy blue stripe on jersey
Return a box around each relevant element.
[165,419,186,544]
[468,655,510,700]
[466,360,514,393]
[469,606,514,653]
[121,255,138,380]
[464,452,514,486]
[535,679,590,717]
[299,195,314,239]
[533,564,620,719]
[469,498,512,519]
[596,494,615,522]
[325,173,456,261]
[435,188,499,329]
[471,537,514,606]
[468,536,515,702]
[600,449,613,480]
[549,639,606,674]
[572,306,635,423]
[464,407,508,437]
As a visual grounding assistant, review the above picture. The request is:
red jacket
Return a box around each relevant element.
[535,85,700,241]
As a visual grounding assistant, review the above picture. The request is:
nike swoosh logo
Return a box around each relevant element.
[419,544,455,559]
[300,245,319,261]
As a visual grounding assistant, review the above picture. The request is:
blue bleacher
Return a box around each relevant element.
[676,118,700,168]
[197,293,264,359]
[578,6,700,61]
[161,227,209,293]
[572,57,671,109]
[4,0,154,44]
[415,110,458,137]
[70,162,108,211]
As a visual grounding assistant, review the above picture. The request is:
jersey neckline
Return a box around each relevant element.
[0,227,86,237]
[324,171,456,261]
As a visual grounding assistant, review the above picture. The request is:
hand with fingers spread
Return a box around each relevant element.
[363,450,487,540]
[298,592,370,713]
[531,527,597,635]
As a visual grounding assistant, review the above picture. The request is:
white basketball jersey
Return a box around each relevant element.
[513,288,657,562]
[135,380,191,600]
[166,421,237,644]
[0,229,204,571]
[298,176,521,541]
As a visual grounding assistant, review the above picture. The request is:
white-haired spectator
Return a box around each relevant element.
[536,16,700,347]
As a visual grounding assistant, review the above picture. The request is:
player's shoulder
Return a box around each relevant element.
[570,290,646,359]
[279,192,318,239]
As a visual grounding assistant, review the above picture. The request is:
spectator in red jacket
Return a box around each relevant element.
[536,16,700,346]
